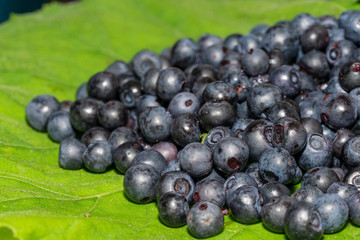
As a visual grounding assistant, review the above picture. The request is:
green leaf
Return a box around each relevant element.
[1,0,360,239]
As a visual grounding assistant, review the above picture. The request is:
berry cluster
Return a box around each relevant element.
[26,10,360,239]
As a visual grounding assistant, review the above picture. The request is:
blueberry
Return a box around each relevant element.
[167,92,200,118]
[191,76,216,101]
[170,113,201,147]
[284,201,324,240]
[76,83,88,100]
[158,192,189,227]
[290,13,319,35]
[155,171,195,202]
[130,50,162,78]
[327,182,359,203]
[138,106,173,143]
[162,159,181,175]
[298,133,332,171]
[332,128,355,158]
[81,127,109,147]
[108,126,138,150]
[26,94,60,132]
[339,59,360,92]
[136,94,162,115]
[47,110,75,143]
[348,192,360,226]
[198,33,222,50]
[313,194,349,233]
[300,117,323,134]
[231,118,254,138]
[187,202,224,238]
[301,167,340,193]
[152,141,178,164]
[178,142,213,178]
[299,99,322,122]
[171,38,200,70]
[82,141,112,173]
[342,10,360,45]
[131,149,167,175]
[259,182,291,205]
[227,185,263,224]
[269,65,301,98]
[213,137,249,175]
[300,24,329,53]
[187,64,218,90]
[343,136,360,167]
[124,164,160,203]
[263,101,300,122]
[223,33,243,51]
[198,100,236,131]
[202,81,237,104]
[326,40,356,66]
[261,195,294,233]
[140,68,160,95]
[250,24,269,42]
[156,67,186,102]
[87,72,119,101]
[203,126,235,150]
[112,142,143,174]
[299,50,330,83]
[245,162,267,187]
[240,48,269,76]
[236,34,260,54]
[59,100,72,112]
[105,60,132,77]
[58,137,86,170]
[193,179,225,208]
[224,172,257,203]
[200,43,225,68]
[70,98,103,132]
[293,186,324,204]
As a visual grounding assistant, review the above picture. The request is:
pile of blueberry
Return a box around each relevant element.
[26,10,360,239]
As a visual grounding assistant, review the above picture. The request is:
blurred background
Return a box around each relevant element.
[0,0,77,23]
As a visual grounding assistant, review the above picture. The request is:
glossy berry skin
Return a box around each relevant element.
[26,94,60,132]
[202,81,237,104]
[138,106,173,143]
[187,64,218,89]
[47,110,75,143]
[231,118,254,138]
[299,50,330,83]
[158,192,189,227]
[162,159,181,174]
[259,148,298,184]
[81,127,109,147]
[293,186,324,204]
[123,164,160,203]
[291,13,319,35]
[200,43,225,68]
[245,162,267,187]
[301,167,340,193]
[339,60,360,92]
[342,11,360,45]
[204,126,235,150]
[171,38,200,70]
[140,68,160,95]
[344,166,360,190]
[136,94,162,115]
[155,171,195,202]
[97,100,127,130]
[327,182,359,203]
[170,113,201,147]
[187,202,224,239]
[87,72,119,101]
[300,24,329,53]
[191,76,216,101]
[348,193,360,226]
[178,142,213,178]
[243,119,274,162]
[272,117,307,154]
[326,40,356,66]
[332,128,355,158]
[112,142,143,174]
[105,60,132,77]
[76,83,88,100]
[198,33,222,50]
[152,141,178,164]
[193,179,225,208]
[313,194,349,233]
[213,137,249,175]
[58,137,86,170]
[156,67,186,102]
[236,34,260,54]
[269,65,301,98]
[343,136,360,167]
[300,118,323,134]
[261,196,294,233]
[227,186,263,224]
[131,149,167,175]
[70,98,103,132]
[298,133,332,171]
[259,182,291,205]
[224,172,258,204]
[82,141,112,173]
[131,50,162,78]
[264,101,300,122]
[284,201,324,240]
[108,126,138,150]
[223,33,242,50]
[247,83,282,118]
[167,92,200,118]
[198,100,236,131]
[299,99,321,122]
[240,48,269,76]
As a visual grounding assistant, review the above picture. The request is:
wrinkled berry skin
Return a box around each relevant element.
[155,171,195,202]
[261,195,294,233]
[87,72,119,101]
[272,117,307,154]
[198,100,236,131]
[47,110,75,143]
[113,142,143,174]
[138,106,173,143]
[259,148,298,184]
[213,137,249,175]
[348,193,360,226]
[243,119,274,162]
[187,202,224,239]
[123,164,160,203]
[193,179,225,208]
[313,194,349,233]
[58,137,86,170]
[158,192,189,228]
[298,133,332,171]
[293,186,324,204]
[26,94,60,132]
[301,167,340,192]
[343,136,360,167]
[70,98,103,132]
[227,186,263,224]
[247,83,282,118]
[284,201,324,240]
[178,142,213,178]
[321,93,357,130]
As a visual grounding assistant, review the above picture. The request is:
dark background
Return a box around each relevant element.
[0,0,76,23]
